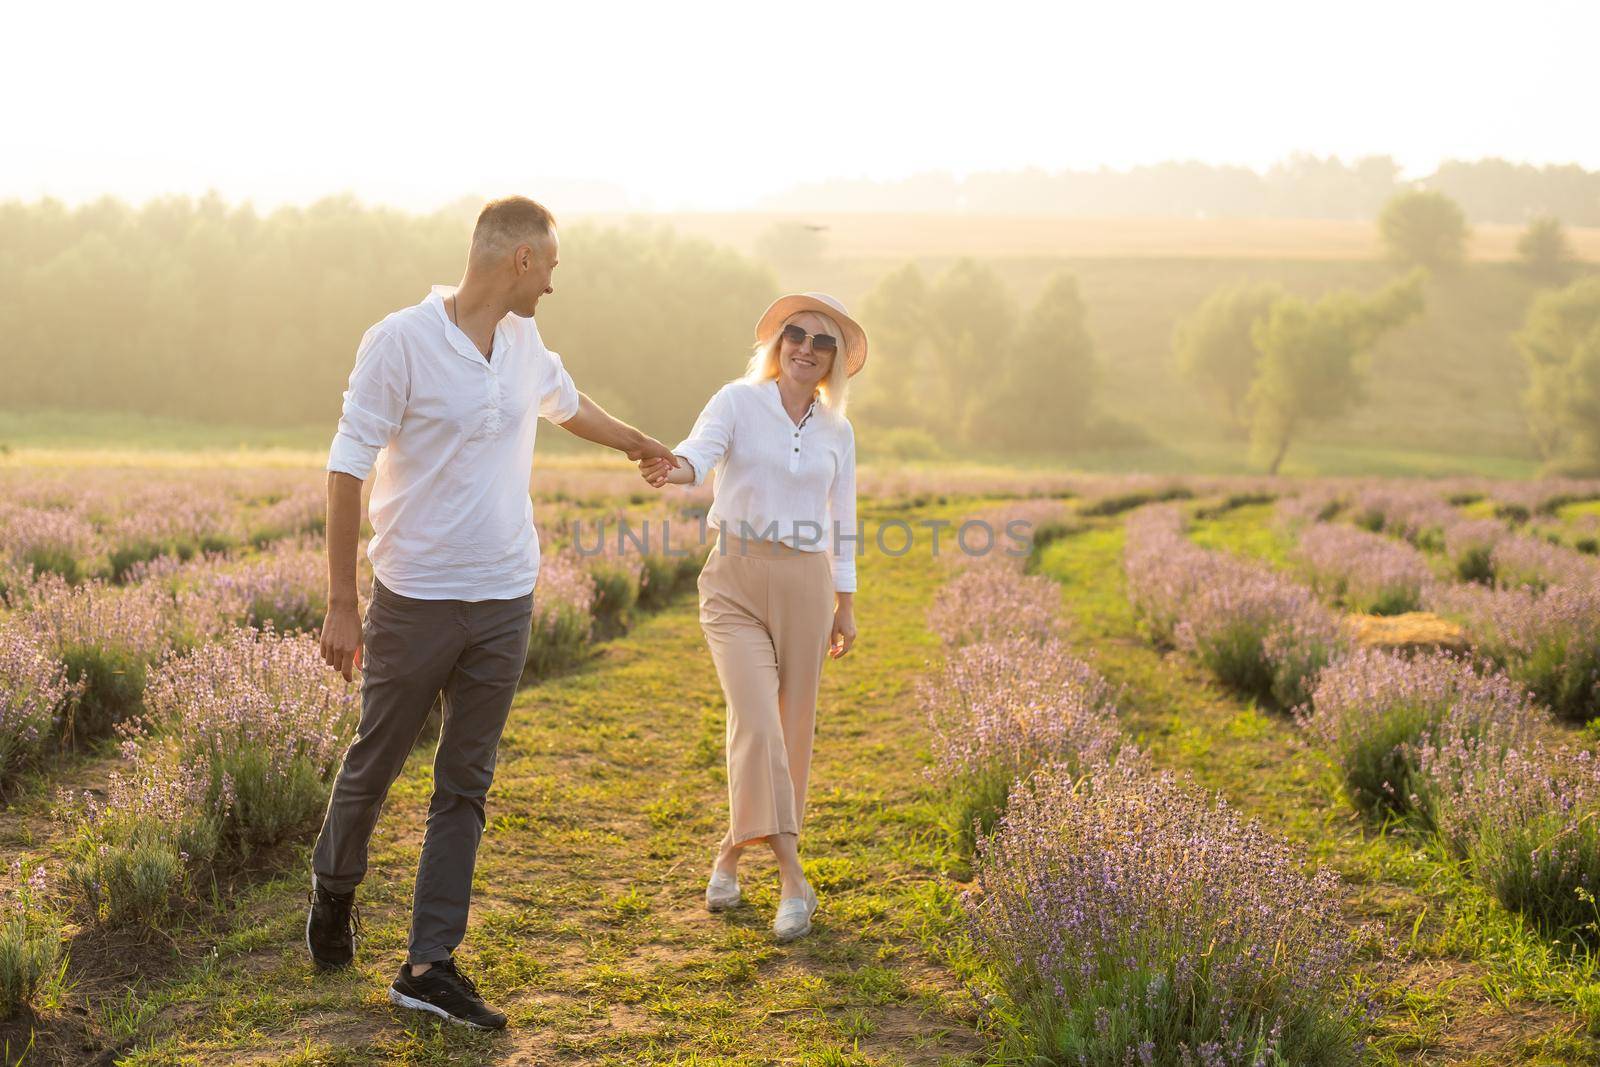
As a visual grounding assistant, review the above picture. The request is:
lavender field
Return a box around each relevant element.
[3,462,1600,1063]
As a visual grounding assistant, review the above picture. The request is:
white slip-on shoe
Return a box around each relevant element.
[773,884,818,942]
[706,869,741,912]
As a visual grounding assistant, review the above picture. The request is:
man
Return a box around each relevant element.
[307,196,677,1030]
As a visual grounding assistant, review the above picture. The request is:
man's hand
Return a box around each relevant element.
[321,601,363,681]
[829,599,857,659]
[627,435,678,467]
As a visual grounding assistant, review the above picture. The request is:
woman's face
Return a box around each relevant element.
[777,311,838,391]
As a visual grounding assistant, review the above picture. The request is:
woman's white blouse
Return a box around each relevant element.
[673,378,857,593]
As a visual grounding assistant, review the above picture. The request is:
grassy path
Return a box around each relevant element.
[104,509,982,1066]
[1035,515,1600,1065]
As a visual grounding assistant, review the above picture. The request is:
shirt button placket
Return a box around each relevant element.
[790,428,801,472]
[486,363,502,434]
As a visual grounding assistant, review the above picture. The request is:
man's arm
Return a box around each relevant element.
[320,471,364,681]
[559,391,679,465]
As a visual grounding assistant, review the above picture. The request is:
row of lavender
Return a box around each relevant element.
[0,502,710,1016]
[0,475,326,589]
[6,465,1595,595]
[1276,487,1600,723]
[919,525,1370,1065]
[1125,504,1600,947]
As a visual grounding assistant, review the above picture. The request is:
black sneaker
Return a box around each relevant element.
[305,882,360,970]
[388,958,507,1030]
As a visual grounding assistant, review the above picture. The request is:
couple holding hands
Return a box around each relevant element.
[307,196,866,1030]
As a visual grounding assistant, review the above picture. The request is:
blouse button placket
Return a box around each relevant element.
[789,404,813,473]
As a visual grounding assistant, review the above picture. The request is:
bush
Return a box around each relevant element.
[1295,523,1431,615]
[63,629,359,923]
[1417,740,1600,944]
[1379,189,1468,269]
[524,552,598,680]
[524,602,593,681]
[1302,649,1536,822]
[927,563,1062,648]
[0,625,80,786]
[0,899,64,1019]
[970,760,1369,1065]
[24,577,174,743]
[1429,580,1600,722]
[62,763,218,924]
[918,636,1120,854]
[587,560,639,640]
[1442,519,1503,583]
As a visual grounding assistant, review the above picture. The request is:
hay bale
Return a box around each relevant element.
[1345,611,1470,655]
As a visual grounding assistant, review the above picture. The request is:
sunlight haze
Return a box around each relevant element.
[6,0,1597,212]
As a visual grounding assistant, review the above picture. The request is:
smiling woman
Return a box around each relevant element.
[634,290,867,942]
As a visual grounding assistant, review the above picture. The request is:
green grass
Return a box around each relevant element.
[0,409,331,454]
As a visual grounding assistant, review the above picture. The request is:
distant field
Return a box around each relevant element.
[576,211,1600,263]
[7,212,1594,478]
[0,412,1540,479]
[572,211,1591,470]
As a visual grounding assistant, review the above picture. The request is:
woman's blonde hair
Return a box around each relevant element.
[742,312,850,413]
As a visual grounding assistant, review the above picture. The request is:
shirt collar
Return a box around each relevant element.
[428,285,503,365]
[765,378,819,426]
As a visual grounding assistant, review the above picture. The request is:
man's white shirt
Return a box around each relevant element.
[326,286,581,601]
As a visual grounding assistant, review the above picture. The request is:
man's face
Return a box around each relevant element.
[511,230,559,317]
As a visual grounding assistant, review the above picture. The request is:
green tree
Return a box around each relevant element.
[1172,281,1284,435]
[968,272,1098,450]
[1247,273,1426,473]
[1379,190,1469,269]
[926,258,1015,443]
[1517,277,1600,474]
[852,262,933,431]
[1516,215,1576,284]
[0,197,777,439]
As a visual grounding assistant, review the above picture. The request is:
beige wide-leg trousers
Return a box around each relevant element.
[697,535,836,851]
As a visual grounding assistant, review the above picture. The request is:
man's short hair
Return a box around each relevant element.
[471,196,556,262]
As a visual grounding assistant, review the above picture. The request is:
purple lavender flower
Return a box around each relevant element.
[1303,648,1538,822]
[1415,739,1600,942]
[1489,533,1600,593]
[1426,577,1600,722]
[969,759,1368,1063]
[927,560,1063,648]
[1294,523,1433,616]
[919,636,1120,849]
[1124,506,1347,707]
[0,622,82,783]
[62,626,360,923]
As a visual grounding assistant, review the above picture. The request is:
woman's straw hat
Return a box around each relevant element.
[755,292,868,377]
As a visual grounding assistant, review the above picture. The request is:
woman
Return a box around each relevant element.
[638,291,865,942]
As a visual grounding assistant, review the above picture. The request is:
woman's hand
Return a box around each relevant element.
[639,455,694,487]
[828,596,856,659]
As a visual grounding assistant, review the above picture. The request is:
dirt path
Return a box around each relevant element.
[99,522,985,1065]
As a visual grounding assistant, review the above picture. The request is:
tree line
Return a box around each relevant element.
[0,195,779,438]
[4,191,1596,473]
[765,155,1600,226]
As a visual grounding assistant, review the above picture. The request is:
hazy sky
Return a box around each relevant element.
[6,0,1595,213]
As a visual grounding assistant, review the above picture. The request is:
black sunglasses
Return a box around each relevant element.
[780,323,838,354]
